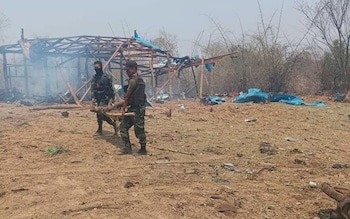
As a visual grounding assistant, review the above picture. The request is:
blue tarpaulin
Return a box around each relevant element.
[133,30,167,53]
[235,88,269,103]
[234,88,327,106]
[205,63,214,72]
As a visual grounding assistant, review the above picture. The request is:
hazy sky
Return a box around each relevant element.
[1,0,307,56]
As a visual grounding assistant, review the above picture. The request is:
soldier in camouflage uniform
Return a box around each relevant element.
[120,60,147,155]
[91,61,118,135]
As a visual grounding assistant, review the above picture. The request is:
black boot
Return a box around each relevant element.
[96,128,103,135]
[112,122,118,136]
[137,144,147,155]
[122,142,132,154]
[96,113,103,135]
[95,123,103,135]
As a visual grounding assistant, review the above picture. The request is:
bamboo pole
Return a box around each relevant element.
[156,63,184,94]
[102,43,125,70]
[210,66,214,95]
[59,68,81,106]
[150,51,156,97]
[169,73,173,100]
[166,53,173,100]
[199,57,204,99]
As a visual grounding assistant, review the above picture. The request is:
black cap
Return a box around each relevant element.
[124,60,137,69]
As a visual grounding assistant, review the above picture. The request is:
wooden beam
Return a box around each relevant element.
[199,57,204,99]
[210,66,214,95]
[150,51,156,97]
[102,43,125,70]
[78,42,125,103]
[58,65,81,106]
[120,52,124,86]
[191,66,199,96]
[44,59,50,96]
[2,53,9,90]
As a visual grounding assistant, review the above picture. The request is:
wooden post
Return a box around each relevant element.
[2,53,9,90]
[166,53,172,99]
[77,57,81,88]
[21,29,29,96]
[210,66,214,95]
[120,52,124,86]
[150,51,156,98]
[58,65,81,105]
[169,71,173,99]
[191,66,199,96]
[199,57,204,99]
[44,58,50,96]
[85,57,89,80]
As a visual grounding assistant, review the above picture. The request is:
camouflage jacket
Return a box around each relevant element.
[91,73,114,101]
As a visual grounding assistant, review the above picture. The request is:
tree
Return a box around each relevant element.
[150,30,178,56]
[0,12,9,41]
[299,0,350,92]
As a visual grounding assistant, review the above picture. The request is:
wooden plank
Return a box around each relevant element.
[199,57,204,99]
[150,51,156,97]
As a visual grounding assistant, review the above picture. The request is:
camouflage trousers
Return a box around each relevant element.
[120,105,146,145]
[96,100,116,128]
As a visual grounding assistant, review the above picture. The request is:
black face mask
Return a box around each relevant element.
[95,67,103,75]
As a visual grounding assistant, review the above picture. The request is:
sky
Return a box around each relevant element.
[0,0,308,56]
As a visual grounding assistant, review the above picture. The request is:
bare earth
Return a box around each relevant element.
[0,97,349,219]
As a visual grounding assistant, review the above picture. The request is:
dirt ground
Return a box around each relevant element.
[0,97,349,219]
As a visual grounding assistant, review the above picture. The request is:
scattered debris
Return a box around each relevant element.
[259,142,278,155]
[332,164,349,169]
[304,151,314,156]
[31,105,87,111]
[317,209,333,219]
[180,104,185,112]
[222,163,237,171]
[215,203,237,217]
[61,111,69,118]
[285,137,297,142]
[166,109,172,117]
[11,188,29,193]
[294,159,307,165]
[124,182,135,188]
[245,118,257,122]
[211,177,229,183]
[309,181,317,188]
[184,169,199,174]
[20,100,34,106]
[47,146,68,156]
[149,145,194,155]
[62,204,119,215]
[320,182,350,219]
[290,148,303,154]
[247,166,276,180]
[210,107,213,112]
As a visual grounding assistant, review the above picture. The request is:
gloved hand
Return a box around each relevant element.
[91,98,97,106]
[108,99,114,106]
